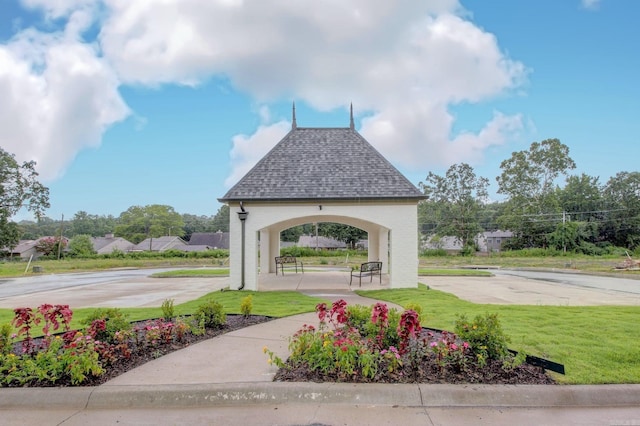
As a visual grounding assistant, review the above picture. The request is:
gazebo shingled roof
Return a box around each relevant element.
[219,125,425,202]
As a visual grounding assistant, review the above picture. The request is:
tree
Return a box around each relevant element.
[210,205,230,233]
[69,211,116,237]
[558,174,602,222]
[318,223,367,249]
[34,236,66,257]
[0,220,20,252]
[496,139,576,248]
[601,171,640,249]
[419,163,489,249]
[114,205,185,244]
[281,225,305,243]
[67,234,97,257]
[0,148,50,248]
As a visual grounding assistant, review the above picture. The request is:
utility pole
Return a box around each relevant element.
[57,214,64,260]
[562,211,566,254]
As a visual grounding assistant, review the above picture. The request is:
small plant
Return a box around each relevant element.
[429,330,469,372]
[161,299,175,321]
[189,311,206,336]
[0,323,13,355]
[82,308,131,344]
[11,307,40,354]
[195,299,226,328]
[240,294,253,318]
[404,302,424,322]
[263,346,285,368]
[397,310,421,355]
[455,313,510,367]
[173,316,190,342]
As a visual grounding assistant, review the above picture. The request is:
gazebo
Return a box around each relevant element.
[218,106,426,291]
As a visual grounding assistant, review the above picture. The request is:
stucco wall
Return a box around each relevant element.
[228,200,419,291]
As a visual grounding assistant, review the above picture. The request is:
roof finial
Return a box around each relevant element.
[349,103,355,130]
[292,102,297,130]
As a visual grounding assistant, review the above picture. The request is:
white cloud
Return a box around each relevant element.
[581,0,601,10]
[0,18,129,181]
[224,121,291,188]
[5,0,528,186]
[21,0,98,20]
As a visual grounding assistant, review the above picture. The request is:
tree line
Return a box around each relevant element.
[11,205,230,246]
[419,139,640,253]
[3,140,639,255]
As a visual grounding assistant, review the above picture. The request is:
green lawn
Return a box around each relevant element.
[356,284,640,384]
[0,290,326,338]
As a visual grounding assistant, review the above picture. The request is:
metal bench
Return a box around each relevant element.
[350,261,382,287]
[275,256,304,275]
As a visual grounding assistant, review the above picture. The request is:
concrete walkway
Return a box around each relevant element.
[2,271,640,425]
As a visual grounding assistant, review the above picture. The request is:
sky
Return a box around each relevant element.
[1,0,638,221]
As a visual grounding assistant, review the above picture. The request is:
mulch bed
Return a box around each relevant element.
[274,358,555,385]
[274,327,556,385]
[8,315,274,388]
[9,316,555,387]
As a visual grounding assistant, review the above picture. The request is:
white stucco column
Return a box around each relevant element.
[378,228,389,274]
[387,207,418,288]
[259,229,270,274]
[268,228,280,273]
[368,230,379,262]
[228,203,258,291]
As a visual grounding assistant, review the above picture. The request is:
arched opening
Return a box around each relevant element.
[257,213,390,278]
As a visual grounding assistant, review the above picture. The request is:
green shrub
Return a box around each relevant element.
[404,302,424,322]
[240,295,253,318]
[81,308,131,344]
[67,235,97,258]
[459,244,477,257]
[195,300,226,328]
[279,247,366,258]
[420,248,449,257]
[0,323,12,355]
[346,304,401,348]
[454,313,510,366]
[161,299,175,321]
[498,248,561,257]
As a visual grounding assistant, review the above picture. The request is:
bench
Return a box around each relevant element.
[275,256,304,275]
[350,261,382,287]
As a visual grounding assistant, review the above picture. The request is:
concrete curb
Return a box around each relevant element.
[2,383,640,410]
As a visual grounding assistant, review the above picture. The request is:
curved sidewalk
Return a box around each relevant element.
[2,275,640,424]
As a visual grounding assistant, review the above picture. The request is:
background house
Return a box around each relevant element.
[478,230,513,252]
[91,234,134,255]
[296,235,347,250]
[1,236,70,260]
[2,239,39,259]
[422,230,513,254]
[189,232,229,250]
[132,236,189,252]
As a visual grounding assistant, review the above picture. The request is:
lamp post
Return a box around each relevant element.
[237,204,248,290]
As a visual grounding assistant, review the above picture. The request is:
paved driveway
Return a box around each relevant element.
[1,268,639,309]
[421,270,640,306]
[0,269,229,309]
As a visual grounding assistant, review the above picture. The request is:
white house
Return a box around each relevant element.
[218,106,426,291]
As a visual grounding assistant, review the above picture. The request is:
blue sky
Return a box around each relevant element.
[1,0,638,221]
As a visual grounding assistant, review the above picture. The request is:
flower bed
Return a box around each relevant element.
[0,303,272,387]
[265,300,556,385]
